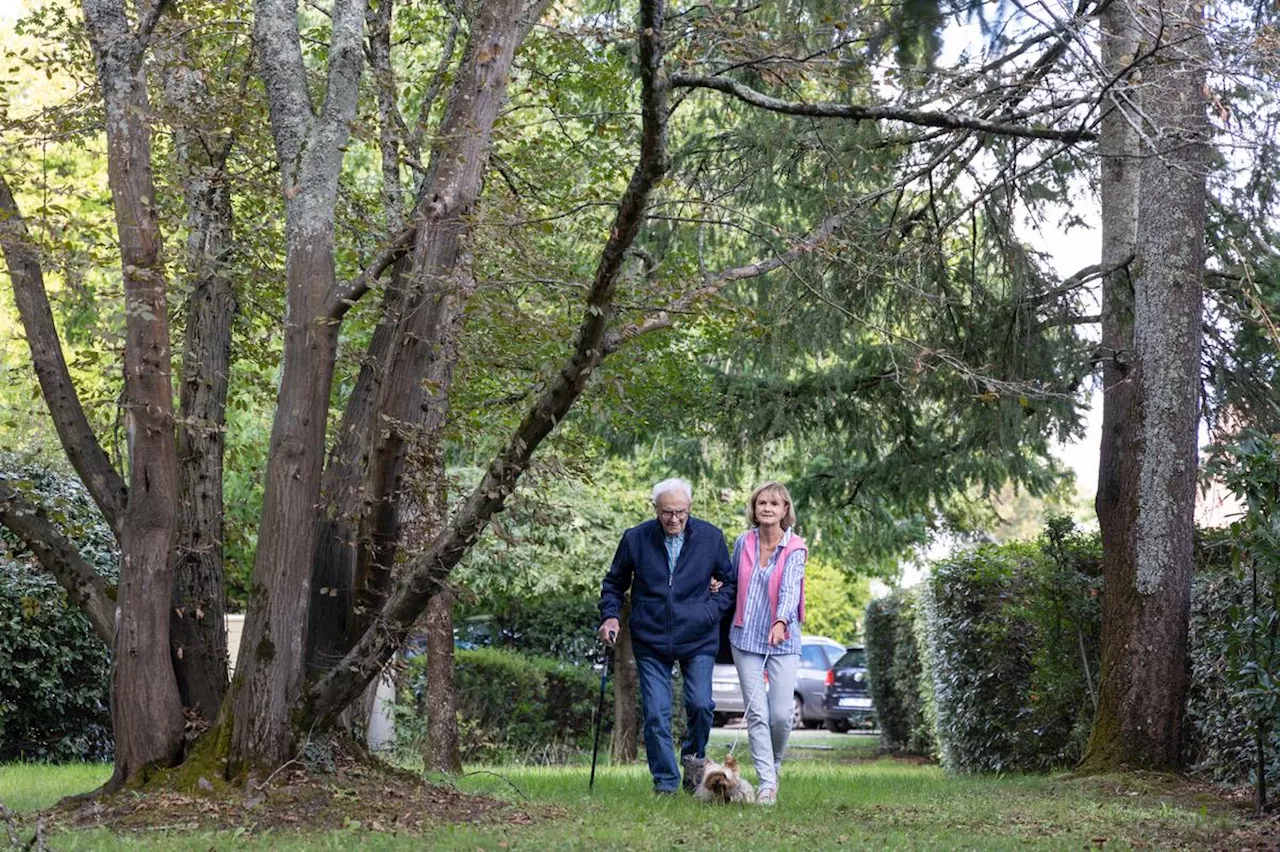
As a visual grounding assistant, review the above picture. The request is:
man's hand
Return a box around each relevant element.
[768,620,787,646]
[598,618,620,646]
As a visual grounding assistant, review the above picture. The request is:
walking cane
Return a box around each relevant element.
[589,631,615,792]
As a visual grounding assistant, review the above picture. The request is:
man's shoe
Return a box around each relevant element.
[681,755,705,794]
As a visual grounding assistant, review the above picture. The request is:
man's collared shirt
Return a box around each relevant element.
[664,531,685,582]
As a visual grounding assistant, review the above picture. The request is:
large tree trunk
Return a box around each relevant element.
[168,62,236,721]
[611,600,638,761]
[225,0,368,776]
[306,0,529,746]
[307,259,412,686]
[351,0,523,634]
[82,0,186,785]
[227,235,342,773]
[1083,0,1208,771]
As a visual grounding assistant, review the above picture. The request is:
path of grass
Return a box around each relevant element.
[0,733,1257,850]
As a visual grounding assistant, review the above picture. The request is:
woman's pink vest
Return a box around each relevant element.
[732,528,807,637]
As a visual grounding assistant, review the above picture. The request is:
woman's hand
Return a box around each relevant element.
[768,620,787,646]
[709,578,723,593]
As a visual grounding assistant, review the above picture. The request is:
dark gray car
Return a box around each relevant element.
[711,634,847,729]
[823,646,875,732]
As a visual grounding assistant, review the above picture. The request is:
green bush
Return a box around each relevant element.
[1186,531,1280,793]
[0,463,115,762]
[924,525,1100,774]
[926,543,1038,773]
[865,588,934,755]
[485,595,603,666]
[398,647,609,763]
[1021,519,1102,769]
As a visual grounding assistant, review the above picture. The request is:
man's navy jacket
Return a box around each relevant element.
[598,516,736,660]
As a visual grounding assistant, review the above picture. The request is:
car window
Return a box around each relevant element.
[801,644,830,668]
[836,648,867,668]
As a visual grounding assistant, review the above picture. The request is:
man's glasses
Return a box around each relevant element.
[658,509,689,521]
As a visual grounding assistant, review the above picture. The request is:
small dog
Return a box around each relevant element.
[686,752,756,804]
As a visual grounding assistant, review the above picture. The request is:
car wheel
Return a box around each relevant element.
[713,712,729,727]
[790,695,803,730]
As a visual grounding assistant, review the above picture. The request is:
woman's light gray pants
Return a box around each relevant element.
[731,646,799,793]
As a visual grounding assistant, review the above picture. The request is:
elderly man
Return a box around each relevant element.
[598,478,736,795]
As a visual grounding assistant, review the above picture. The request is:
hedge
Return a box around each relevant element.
[921,520,1100,774]
[1185,531,1280,793]
[398,647,609,763]
[864,588,934,755]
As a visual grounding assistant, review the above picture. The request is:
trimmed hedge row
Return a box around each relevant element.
[864,589,934,755]
[1185,532,1280,792]
[398,647,610,763]
[867,520,1101,773]
[869,521,1280,789]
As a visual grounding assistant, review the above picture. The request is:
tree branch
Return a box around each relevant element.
[669,72,1098,142]
[326,222,416,318]
[1027,254,1135,306]
[0,477,115,644]
[0,173,128,537]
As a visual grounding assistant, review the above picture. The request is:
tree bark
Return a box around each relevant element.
[226,0,368,775]
[82,0,186,784]
[611,599,638,761]
[171,134,235,724]
[422,589,461,772]
[307,0,531,743]
[155,42,239,722]
[349,0,524,637]
[1083,0,1208,771]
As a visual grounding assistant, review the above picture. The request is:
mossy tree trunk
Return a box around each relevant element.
[224,0,367,777]
[1084,0,1208,772]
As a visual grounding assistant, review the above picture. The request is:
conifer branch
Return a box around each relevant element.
[669,73,1098,142]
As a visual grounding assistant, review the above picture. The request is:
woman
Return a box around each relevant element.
[729,481,807,805]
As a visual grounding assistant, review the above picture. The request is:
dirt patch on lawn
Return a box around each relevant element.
[39,740,555,839]
[1055,771,1280,851]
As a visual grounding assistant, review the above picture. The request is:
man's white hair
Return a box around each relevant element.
[651,477,693,505]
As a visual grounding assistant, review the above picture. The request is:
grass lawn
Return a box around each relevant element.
[0,732,1260,850]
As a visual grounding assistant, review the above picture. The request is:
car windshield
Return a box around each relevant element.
[836,648,866,668]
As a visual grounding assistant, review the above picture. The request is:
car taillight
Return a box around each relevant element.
[824,668,834,687]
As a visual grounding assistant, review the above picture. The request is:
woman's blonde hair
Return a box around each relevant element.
[746,481,797,529]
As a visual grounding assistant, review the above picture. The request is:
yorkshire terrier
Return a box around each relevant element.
[685,752,756,804]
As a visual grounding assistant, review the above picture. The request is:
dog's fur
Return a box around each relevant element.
[685,753,756,804]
